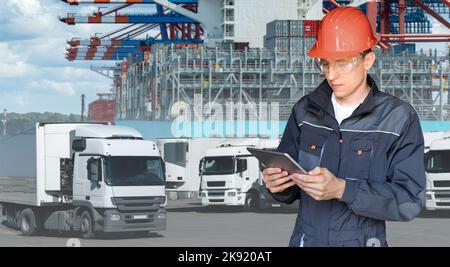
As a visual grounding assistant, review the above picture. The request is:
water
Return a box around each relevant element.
[116,120,450,141]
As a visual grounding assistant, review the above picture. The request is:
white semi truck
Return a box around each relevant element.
[0,123,167,238]
[423,131,447,153]
[156,138,225,193]
[199,139,297,209]
[425,134,450,210]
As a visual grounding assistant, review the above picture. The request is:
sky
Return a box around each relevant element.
[0,0,449,115]
[0,0,125,115]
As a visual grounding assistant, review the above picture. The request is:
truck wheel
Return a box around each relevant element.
[80,211,95,239]
[244,192,259,211]
[5,207,15,228]
[19,208,37,236]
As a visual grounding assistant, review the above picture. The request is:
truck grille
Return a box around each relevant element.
[434,181,450,188]
[207,181,225,187]
[436,202,450,207]
[435,192,450,199]
[123,215,154,224]
[209,199,224,203]
[111,196,165,213]
[208,191,225,197]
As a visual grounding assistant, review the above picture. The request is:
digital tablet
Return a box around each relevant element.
[247,147,308,174]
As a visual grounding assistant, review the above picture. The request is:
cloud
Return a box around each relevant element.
[0,1,133,113]
[0,61,36,79]
[1,0,51,41]
[30,80,76,96]
[7,0,42,16]
[0,43,22,63]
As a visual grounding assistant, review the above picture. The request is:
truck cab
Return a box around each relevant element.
[199,139,281,209]
[425,137,450,210]
[72,125,167,236]
[200,145,260,207]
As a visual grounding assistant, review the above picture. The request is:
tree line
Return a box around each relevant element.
[0,112,82,138]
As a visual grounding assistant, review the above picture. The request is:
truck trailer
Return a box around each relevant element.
[0,123,166,238]
[156,138,225,193]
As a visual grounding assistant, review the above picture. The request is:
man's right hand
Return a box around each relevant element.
[262,168,296,193]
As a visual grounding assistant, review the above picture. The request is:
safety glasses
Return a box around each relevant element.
[315,50,372,75]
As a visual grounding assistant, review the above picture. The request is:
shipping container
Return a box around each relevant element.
[265,37,290,52]
[289,38,304,52]
[265,35,316,53]
[266,20,289,39]
[267,20,318,39]
[304,20,320,38]
[304,37,317,52]
[289,20,304,37]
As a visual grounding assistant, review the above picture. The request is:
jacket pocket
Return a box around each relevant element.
[346,139,374,179]
[298,131,327,172]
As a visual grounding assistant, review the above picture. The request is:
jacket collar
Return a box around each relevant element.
[305,74,380,119]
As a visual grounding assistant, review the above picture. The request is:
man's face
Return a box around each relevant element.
[317,52,376,99]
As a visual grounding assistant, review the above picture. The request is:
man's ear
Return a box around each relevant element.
[363,52,376,71]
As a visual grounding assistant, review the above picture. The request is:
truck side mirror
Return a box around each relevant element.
[237,158,247,174]
[87,157,102,183]
[72,139,86,152]
[199,158,205,176]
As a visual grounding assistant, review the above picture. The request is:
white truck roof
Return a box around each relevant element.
[429,137,450,151]
[205,145,252,157]
[204,139,280,157]
[76,125,142,139]
[423,131,445,148]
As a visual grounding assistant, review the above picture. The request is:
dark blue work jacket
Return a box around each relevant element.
[273,75,426,247]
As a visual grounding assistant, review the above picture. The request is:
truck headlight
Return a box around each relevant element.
[110,214,121,221]
[426,179,432,190]
[228,192,236,197]
[200,191,206,197]
[157,213,167,220]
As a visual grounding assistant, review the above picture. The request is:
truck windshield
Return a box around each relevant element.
[105,156,165,186]
[203,156,234,175]
[426,150,450,173]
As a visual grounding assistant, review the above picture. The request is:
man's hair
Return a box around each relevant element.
[361,48,373,58]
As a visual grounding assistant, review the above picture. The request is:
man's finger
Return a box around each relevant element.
[265,171,289,182]
[296,181,324,191]
[308,167,322,175]
[263,171,287,184]
[269,180,296,193]
[262,168,282,176]
[309,167,331,176]
[266,176,292,188]
[291,173,317,183]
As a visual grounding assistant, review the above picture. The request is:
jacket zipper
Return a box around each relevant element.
[337,129,343,175]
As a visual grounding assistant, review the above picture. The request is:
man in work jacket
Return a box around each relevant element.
[262,7,426,247]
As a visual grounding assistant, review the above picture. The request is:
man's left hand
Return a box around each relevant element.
[291,167,346,201]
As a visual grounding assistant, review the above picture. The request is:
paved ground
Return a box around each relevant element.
[0,199,449,247]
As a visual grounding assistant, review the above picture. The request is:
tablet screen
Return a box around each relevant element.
[247,147,307,174]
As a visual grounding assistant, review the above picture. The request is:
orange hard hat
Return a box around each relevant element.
[308,7,378,59]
